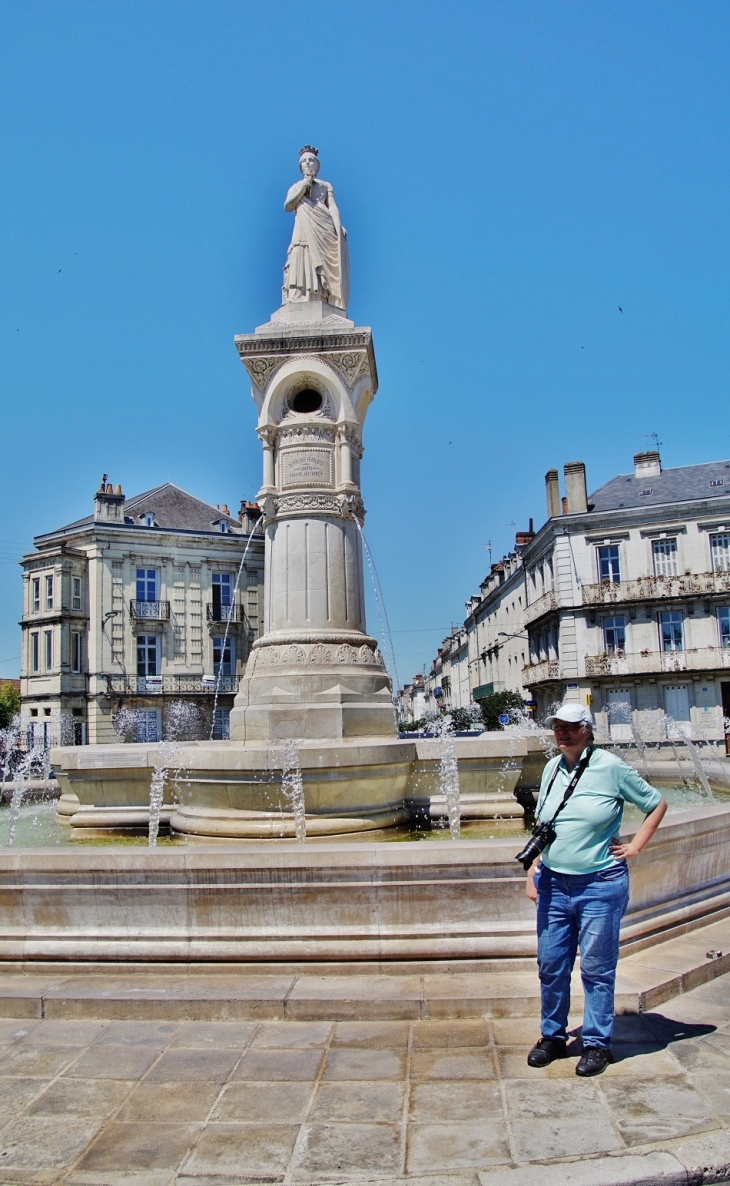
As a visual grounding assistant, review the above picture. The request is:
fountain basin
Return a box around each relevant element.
[51,733,547,839]
[0,805,727,967]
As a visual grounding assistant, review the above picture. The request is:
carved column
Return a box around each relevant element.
[230,327,396,743]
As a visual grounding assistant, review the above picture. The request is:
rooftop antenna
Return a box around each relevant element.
[483,541,492,565]
[644,433,667,451]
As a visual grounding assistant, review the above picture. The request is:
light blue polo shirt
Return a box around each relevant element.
[536,746,662,875]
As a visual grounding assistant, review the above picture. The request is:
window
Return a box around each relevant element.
[597,545,621,583]
[212,573,232,620]
[136,710,160,743]
[136,635,159,676]
[45,574,53,610]
[653,538,678,577]
[218,521,228,533]
[31,632,39,673]
[72,633,83,673]
[711,534,730,574]
[603,616,626,655]
[659,611,683,652]
[31,578,40,613]
[136,569,157,602]
[212,708,230,740]
[72,577,82,610]
[719,608,730,648]
[44,629,53,670]
[142,512,156,527]
[710,479,724,488]
[213,636,235,676]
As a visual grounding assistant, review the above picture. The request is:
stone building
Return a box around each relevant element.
[419,530,535,714]
[19,478,264,745]
[522,452,730,742]
[465,529,534,707]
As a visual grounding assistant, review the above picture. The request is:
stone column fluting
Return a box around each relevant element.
[229,322,397,742]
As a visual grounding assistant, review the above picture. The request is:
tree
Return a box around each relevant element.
[478,690,526,731]
[0,683,20,731]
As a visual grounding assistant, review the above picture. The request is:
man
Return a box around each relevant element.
[526,703,666,1076]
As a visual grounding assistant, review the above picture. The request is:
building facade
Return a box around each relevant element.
[20,478,265,745]
[522,452,730,742]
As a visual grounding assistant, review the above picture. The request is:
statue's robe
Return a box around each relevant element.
[283,179,349,311]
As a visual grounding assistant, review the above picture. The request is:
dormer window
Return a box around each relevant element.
[711,479,724,488]
[140,512,156,527]
[214,520,228,533]
[640,488,653,496]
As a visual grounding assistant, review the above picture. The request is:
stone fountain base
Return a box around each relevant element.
[1,806,728,966]
[51,733,543,841]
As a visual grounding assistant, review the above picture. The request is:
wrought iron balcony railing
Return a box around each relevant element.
[583,647,730,679]
[206,603,240,624]
[105,674,238,696]
[129,600,171,621]
[582,571,730,607]
[524,590,558,626]
[522,659,561,686]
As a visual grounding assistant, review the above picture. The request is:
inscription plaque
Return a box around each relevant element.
[281,448,333,489]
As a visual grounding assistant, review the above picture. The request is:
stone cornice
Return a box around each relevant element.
[522,495,730,565]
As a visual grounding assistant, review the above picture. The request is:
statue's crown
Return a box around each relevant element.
[299,145,319,158]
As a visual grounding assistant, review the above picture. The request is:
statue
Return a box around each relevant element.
[282,147,349,313]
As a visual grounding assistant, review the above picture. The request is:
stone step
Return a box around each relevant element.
[0,916,726,1022]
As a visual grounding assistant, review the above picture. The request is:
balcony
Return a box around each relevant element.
[583,647,730,679]
[524,590,558,626]
[105,674,238,696]
[522,659,561,687]
[206,603,241,624]
[582,571,730,608]
[129,600,170,621]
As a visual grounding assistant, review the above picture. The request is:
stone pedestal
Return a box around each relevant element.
[230,316,397,743]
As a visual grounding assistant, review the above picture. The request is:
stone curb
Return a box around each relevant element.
[243,1140,730,1186]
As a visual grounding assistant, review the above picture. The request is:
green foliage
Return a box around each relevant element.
[478,690,526,731]
[398,718,426,733]
[448,705,483,732]
[0,683,20,731]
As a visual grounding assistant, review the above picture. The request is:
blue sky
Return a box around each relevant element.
[1,1,729,687]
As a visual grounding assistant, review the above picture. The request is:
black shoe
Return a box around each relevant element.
[527,1037,568,1067]
[576,1047,613,1077]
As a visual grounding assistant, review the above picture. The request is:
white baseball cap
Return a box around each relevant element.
[545,703,594,728]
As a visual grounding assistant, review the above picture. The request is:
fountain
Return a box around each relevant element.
[24,148,729,969]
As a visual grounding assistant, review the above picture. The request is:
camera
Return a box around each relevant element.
[515,821,557,871]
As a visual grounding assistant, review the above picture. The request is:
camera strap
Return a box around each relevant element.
[539,745,595,828]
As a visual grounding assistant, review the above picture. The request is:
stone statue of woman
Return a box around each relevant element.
[282,147,349,313]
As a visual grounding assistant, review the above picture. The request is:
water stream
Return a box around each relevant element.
[280,740,307,843]
[209,518,263,737]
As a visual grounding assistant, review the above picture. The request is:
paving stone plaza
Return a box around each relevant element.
[0,968,729,1184]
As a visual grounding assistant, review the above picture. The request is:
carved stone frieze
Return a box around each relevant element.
[252,639,384,670]
[276,492,341,515]
[278,424,336,446]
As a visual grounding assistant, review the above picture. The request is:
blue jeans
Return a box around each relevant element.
[536,862,629,1049]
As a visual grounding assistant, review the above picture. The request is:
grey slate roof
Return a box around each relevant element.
[588,460,730,514]
[35,483,244,544]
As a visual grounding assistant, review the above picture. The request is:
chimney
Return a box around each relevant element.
[545,469,560,518]
[634,450,661,479]
[238,500,263,531]
[222,504,230,515]
[564,461,588,514]
[93,476,125,522]
[515,524,535,549]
